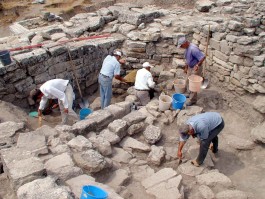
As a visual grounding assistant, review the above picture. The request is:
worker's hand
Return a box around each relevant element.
[38,109,42,117]
[177,151,183,159]
[119,59,126,64]
[194,65,199,71]
[64,108,69,114]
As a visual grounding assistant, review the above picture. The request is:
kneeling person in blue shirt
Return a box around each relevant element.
[177,112,224,166]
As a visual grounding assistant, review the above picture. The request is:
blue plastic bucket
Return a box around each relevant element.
[172,93,186,110]
[80,185,108,199]
[0,50,12,66]
[79,108,92,120]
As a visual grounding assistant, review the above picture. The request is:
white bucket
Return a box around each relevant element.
[188,75,203,92]
[159,95,172,111]
[173,78,186,93]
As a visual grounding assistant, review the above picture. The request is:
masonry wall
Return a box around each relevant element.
[0,38,123,107]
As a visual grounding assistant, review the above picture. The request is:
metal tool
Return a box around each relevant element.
[201,25,211,89]
[67,47,89,109]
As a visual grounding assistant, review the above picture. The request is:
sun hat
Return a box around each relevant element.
[142,62,154,68]
[177,37,187,48]
[113,50,122,56]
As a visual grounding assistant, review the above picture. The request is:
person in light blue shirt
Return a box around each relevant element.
[98,50,127,109]
[177,37,205,106]
[177,112,224,166]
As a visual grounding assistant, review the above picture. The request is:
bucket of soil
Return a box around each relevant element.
[80,185,108,199]
[159,94,172,111]
[173,77,186,93]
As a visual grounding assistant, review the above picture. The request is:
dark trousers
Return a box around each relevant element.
[196,119,225,165]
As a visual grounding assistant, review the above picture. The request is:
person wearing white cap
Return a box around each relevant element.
[99,49,127,109]
[134,62,156,106]
[177,36,205,106]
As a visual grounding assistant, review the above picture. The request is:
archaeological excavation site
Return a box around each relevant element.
[0,0,264,198]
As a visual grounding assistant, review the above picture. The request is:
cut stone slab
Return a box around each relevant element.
[72,118,96,135]
[0,121,24,140]
[67,135,93,152]
[141,168,177,189]
[112,147,134,164]
[251,122,265,144]
[143,125,162,144]
[120,137,150,152]
[108,119,128,138]
[115,101,131,115]
[17,132,48,155]
[131,165,155,181]
[99,129,121,145]
[106,169,131,189]
[17,177,73,199]
[178,161,205,176]
[45,152,82,181]
[89,136,112,156]
[34,125,59,138]
[7,157,45,190]
[86,110,113,131]
[146,175,183,199]
[104,104,126,119]
[196,171,232,188]
[122,110,147,126]
[73,149,107,173]
[147,145,165,166]
[0,147,32,167]
[224,134,255,150]
[66,175,123,199]
[216,190,248,199]
[199,185,215,199]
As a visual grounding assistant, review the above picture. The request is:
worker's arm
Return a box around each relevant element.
[38,96,48,116]
[147,76,155,89]
[178,141,186,159]
[194,56,206,71]
[114,75,127,83]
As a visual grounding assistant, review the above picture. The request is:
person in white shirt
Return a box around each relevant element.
[31,79,78,124]
[134,62,156,106]
[99,50,127,109]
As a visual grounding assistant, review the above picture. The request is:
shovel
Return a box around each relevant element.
[67,47,89,109]
[201,25,211,89]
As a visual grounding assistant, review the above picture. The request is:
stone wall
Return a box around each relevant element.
[0,37,123,107]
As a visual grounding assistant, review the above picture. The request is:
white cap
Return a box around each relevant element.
[177,36,187,48]
[142,62,154,68]
[113,50,122,56]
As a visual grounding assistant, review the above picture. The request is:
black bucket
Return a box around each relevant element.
[0,50,12,66]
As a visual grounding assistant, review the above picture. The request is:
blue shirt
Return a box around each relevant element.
[100,55,121,79]
[185,43,205,68]
[180,112,222,141]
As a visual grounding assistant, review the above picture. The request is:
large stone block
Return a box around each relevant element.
[73,149,107,173]
[108,119,128,138]
[89,136,112,156]
[8,157,45,190]
[122,110,147,126]
[143,125,162,144]
[220,40,231,55]
[104,104,127,119]
[210,38,220,50]
[120,137,150,152]
[17,132,48,155]
[196,171,232,188]
[67,135,93,152]
[214,50,229,62]
[72,118,97,135]
[141,168,177,189]
[229,54,244,65]
[45,153,82,181]
[17,177,73,199]
[86,110,113,131]
[0,121,24,140]
[99,129,121,145]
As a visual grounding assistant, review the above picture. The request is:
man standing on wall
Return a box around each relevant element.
[177,112,225,166]
[134,62,156,106]
[98,49,127,109]
[30,79,78,124]
[177,37,205,106]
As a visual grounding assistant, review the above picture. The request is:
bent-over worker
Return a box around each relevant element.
[177,112,224,166]
[177,36,205,106]
[134,62,156,106]
[31,79,78,124]
[98,49,127,109]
